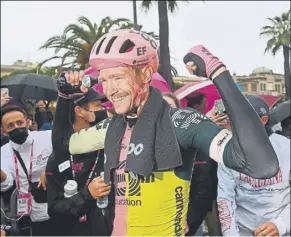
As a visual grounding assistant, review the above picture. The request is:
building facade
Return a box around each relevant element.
[173,67,285,96]
[233,67,285,96]
[1,60,38,77]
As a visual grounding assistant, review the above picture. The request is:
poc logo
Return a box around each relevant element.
[130,30,158,50]
[128,143,144,156]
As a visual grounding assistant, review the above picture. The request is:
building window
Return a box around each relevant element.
[251,83,257,92]
[275,84,281,93]
[260,84,266,91]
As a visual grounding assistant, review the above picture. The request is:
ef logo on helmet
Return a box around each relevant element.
[137,46,147,56]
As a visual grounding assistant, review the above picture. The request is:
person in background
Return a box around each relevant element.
[46,86,112,236]
[0,105,53,236]
[29,121,39,131]
[269,99,290,139]
[162,93,180,108]
[34,100,53,130]
[216,95,290,236]
[40,112,54,131]
[186,92,207,113]
[1,89,11,147]
[162,92,219,236]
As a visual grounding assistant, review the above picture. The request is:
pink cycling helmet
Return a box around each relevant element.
[89,29,159,72]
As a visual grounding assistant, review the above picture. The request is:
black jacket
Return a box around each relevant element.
[187,151,218,227]
[46,150,112,236]
[35,110,53,130]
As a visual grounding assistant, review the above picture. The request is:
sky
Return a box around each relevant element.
[1,1,289,76]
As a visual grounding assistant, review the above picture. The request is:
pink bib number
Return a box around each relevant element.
[17,193,32,216]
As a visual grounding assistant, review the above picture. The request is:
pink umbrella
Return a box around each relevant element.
[84,67,99,78]
[151,72,172,92]
[174,78,220,114]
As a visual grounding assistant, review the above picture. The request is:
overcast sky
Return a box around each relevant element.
[1,1,289,76]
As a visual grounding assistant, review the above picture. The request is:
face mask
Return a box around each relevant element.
[89,110,108,126]
[8,127,29,145]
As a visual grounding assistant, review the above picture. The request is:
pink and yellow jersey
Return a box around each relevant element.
[112,125,194,236]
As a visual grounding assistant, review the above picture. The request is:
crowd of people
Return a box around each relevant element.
[0,29,290,237]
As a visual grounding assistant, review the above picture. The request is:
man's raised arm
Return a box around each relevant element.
[69,118,110,155]
[179,45,279,179]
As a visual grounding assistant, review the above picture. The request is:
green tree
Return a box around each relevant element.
[260,11,291,98]
[39,16,133,71]
[141,1,188,89]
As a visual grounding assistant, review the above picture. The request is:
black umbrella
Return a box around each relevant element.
[0,73,58,101]
[269,99,290,126]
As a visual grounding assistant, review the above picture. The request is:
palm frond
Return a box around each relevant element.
[171,65,178,77]
[264,37,277,52]
[260,30,278,36]
[39,34,67,50]
[271,43,282,56]
[38,56,64,68]
[168,1,179,13]
[63,24,92,45]
[141,0,154,12]
[267,17,278,25]
[77,16,96,33]
[281,11,290,21]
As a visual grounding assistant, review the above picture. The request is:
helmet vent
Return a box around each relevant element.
[105,36,118,54]
[119,39,135,54]
[96,37,106,55]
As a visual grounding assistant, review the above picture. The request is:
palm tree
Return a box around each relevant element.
[145,32,179,77]
[260,11,291,98]
[39,16,133,71]
[141,1,188,90]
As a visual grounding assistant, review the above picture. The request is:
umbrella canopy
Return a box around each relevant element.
[84,67,99,78]
[151,73,172,92]
[269,99,290,126]
[1,73,58,101]
[174,79,219,114]
[258,94,281,108]
[174,79,244,114]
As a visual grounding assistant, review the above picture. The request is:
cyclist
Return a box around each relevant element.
[57,29,279,236]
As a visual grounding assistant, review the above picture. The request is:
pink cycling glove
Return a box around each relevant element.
[183,45,225,79]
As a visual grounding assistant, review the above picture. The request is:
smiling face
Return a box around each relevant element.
[99,66,151,115]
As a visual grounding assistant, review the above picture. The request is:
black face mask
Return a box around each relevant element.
[89,110,108,126]
[8,127,29,145]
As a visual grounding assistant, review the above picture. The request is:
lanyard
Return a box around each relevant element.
[13,143,34,193]
[70,151,100,186]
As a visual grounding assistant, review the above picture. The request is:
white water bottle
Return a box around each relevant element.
[64,180,78,198]
[96,172,108,209]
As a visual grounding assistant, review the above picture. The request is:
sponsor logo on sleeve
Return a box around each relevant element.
[172,110,208,129]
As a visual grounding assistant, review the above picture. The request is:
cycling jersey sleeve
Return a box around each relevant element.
[52,97,74,156]
[69,118,111,155]
[172,70,279,179]
[270,202,290,236]
[46,153,95,218]
[217,163,240,236]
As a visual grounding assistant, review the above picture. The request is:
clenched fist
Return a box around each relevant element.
[64,71,88,94]
[88,176,111,199]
